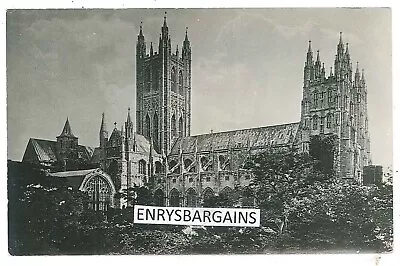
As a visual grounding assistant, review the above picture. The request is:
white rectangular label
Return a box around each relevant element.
[133,205,260,227]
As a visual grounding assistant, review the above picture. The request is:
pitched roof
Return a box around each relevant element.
[49,168,98,189]
[22,138,96,164]
[58,118,77,138]
[135,133,158,154]
[170,122,300,155]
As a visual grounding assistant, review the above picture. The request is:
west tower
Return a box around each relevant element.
[136,14,192,155]
[299,33,372,182]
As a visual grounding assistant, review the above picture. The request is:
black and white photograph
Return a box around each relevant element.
[5,6,394,257]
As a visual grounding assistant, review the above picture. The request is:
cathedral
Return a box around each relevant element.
[22,15,372,210]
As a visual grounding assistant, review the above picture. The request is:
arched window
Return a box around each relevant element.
[171,67,177,93]
[184,158,194,173]
[219,186,234,207]
[218,155,230,171]
[312,115,318,130]
[350,101,354,115]
[169,159,180,174]
[200,156,213,171]
[153,113,159,152]
[171,114,177,137]
[220,186,233,197]
[155,161,163,174]
[360,113,364,128]
[326,113,332,128]
[313,92,318,108]
[202,187,215,207]
[145,67,151,93]
[169,189,180,207]
[84,175,112,211]
[138,159,146,175]
[152,68,158,91]
[178,116,183,137]
[154,189,165,206]
[320,116,325,132]
[144,114,151,140]
[335,112,340,125]
[328,91,333,104]
[186,188,197,207]
[179,71,183,95]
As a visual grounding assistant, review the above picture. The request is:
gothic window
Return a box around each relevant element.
[320,116,325,132]
[138,159,146,175]
[152,68,158,91]
[144,114,151,140]
[344,95,348,108]
[169,159,180,174]
[320,91,325,107]
[312,115,318,130]
[203,188,215,206]
[153,113,159,152]
[186,188,197,207]
[313,92,318,108]
[200,156,213,171]
[184,158,195,173]
[171,67,177,93]
[178,116,183,137]
[155,161,163,174]
[154,189,165,206]
[169,189,180,207]
[328,91,333,105]
[179,70,184,95]
[171,114,177,137]
[350,101,354,115]
[145,67,151,93]
[219,187,233,207]
[360,113,364,128]
[336,113,340,125]
[335,95,340,108]
[85,175,112,212]
[327,113,332,128]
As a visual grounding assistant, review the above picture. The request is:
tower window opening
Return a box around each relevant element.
[179,71,184,95]
[171,67,177,93]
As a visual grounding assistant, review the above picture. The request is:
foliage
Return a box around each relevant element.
[309,134,339,177]
[8,147,393,255]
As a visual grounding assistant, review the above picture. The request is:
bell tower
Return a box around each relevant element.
[136,13,192,155]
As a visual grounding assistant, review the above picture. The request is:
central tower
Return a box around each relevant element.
[136,14,192,155]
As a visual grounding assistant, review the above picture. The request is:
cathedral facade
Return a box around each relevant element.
[22,16,372,209]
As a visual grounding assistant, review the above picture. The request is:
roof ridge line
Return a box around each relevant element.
[189,121,300,137]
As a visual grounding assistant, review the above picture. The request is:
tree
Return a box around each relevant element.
[8,161,90,254]
[244,148,327,235]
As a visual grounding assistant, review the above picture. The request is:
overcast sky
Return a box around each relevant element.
[6,8,392,167]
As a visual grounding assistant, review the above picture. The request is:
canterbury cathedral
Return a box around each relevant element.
[22,16,372,209]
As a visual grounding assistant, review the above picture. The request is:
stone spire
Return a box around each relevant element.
[59,117,76,138]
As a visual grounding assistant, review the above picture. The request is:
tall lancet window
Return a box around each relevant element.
[313,115,318,130]
[152,68,159,91]
[179,71,184,95]
[171,67,177,93]
[145,67,151,93]
[145,114,151,140]
[153,113,159,152]
[178,116,183,137]
[171,114,177,137]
